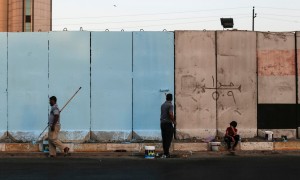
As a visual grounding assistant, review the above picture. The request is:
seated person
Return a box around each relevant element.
[224,121,240,151]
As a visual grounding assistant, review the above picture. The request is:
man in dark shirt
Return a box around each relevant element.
[160,93,176,158]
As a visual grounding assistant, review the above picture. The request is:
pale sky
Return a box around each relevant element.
[52,0,300,32]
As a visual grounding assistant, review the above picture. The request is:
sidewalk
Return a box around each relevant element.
[1,140,300,154]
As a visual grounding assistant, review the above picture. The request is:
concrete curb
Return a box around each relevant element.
[0,141,300,152]
[240,142,273,151]
[274,142,300,150]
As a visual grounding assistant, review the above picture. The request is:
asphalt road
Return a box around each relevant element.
[1,154,300,180]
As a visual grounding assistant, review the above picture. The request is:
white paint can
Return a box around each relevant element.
[265,131,273,141]
[145,146,155,159]
[210,142,221,151]
[43,140,49,152]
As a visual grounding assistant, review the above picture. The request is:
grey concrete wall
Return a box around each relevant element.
[257,32,297,138]
[258,32,296,104]
[216,31,257,137]
[175,31,217,139]
[297,32,300,138]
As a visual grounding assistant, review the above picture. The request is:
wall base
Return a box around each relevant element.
[91,131,131,142]
[175,129,216,139]
[217,129,257,138]
[258,129,297,139]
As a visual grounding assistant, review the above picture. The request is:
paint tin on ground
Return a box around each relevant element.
[145,146,155,159]
[281,135,287,142]
[43,140,49,152]
[210,142,221,151]
[265,131,273,141]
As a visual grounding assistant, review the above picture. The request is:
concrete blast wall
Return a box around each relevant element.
[175,31,216,138]
[297,32,300,138]
[175,31,257,138]
[257,32,297,138]
[91,32,133,141]
[49,32,91,142]
[0,33,7,139]
[7,33,48,142]
[1,31,300,141]
[132,32,174,140]
[258,32,296,104]
[216,31,257,137]
[0,32,174,142]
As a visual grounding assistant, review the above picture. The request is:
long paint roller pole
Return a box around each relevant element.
[33,87,82,144]
[60,87,82,113]
[34,125,49,144]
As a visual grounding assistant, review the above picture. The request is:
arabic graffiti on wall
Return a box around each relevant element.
[181,75,242,104]
[202,76,242,104]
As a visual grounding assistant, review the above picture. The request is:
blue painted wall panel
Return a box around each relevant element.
[49,32,90,131]
[0,33,7,133]
[91,32,132,131]
[8,33,48,132]
[133,32,174,138]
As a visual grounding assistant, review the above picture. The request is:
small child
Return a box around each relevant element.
[224,121,240,151]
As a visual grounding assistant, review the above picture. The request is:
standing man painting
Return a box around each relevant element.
[160,93,176,158]
[48,96,70,157]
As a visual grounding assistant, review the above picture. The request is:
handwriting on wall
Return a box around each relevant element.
[181,75,242,104]
[202,76,242,104]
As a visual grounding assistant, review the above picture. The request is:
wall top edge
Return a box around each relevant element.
[1,30,300,34]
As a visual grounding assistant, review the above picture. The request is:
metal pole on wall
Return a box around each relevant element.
[252,6,257,31]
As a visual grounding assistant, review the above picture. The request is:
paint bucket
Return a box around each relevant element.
[265,131,273,141]
[43,140,49,152]
[281,135,287,142]
[210,142,221,151]
[144,146,155,159]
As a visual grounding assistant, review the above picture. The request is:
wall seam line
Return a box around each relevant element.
[173,32,176,139]
[6,32,8,133]
[295,32,299,137]
[256,31,259,134]
[89,32,92,140]
[215,31,218,136]
[131,32,134,140]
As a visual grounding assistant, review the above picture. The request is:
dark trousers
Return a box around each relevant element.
[161,123,174,156]
[224,135,240,149]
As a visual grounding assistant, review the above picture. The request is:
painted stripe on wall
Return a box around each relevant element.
[258,50,295,76]
[258,32,296,104]
[258,104,297,129]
